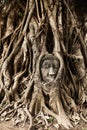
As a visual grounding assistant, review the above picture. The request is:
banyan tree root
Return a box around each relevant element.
[27,81,73,129]
[0,0,87,130]
[80,110,87,123]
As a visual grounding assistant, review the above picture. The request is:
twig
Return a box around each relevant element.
[40,0,44,19]
[38,111,49,127]
[35,0,40,22]
[24,106,33,130]
[19,0,29,34]
[0,103,13,116]
[23,3,35,34]
[80,112,87,122]
[4,23,21,60]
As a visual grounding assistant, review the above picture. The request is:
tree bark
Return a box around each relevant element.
[0,0,87,129]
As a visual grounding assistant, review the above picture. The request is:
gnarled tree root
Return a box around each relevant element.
[28,87,73,129]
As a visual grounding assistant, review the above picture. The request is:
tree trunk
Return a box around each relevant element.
[0,0,87,129]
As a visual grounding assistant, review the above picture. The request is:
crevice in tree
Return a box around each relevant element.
[46,25,54,53]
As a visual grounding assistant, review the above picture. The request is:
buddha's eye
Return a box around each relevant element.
[42,63,50,69]
[53,65,58,69]
[53,60,59,69]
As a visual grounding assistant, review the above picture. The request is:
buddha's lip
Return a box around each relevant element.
[47,75,56,81]
[48,75,56,78]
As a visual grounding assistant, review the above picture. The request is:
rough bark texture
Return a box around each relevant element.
[0,0,87,130]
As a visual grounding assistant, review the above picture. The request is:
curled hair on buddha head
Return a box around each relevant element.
[40,54,60,68]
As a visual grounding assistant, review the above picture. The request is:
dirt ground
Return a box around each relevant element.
[0,120,87,130]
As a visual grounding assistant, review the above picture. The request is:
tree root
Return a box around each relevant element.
[0,0,87,130]
[27,86,73,129]
[24,106,32,130]
[41,98,73,129]
[0,103,13,116]
[80,110,87,123]
[80,113,87,123]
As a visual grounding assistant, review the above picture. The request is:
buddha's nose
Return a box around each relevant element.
[49,67,55,75]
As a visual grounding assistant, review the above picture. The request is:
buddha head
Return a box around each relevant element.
[40,54,60,83]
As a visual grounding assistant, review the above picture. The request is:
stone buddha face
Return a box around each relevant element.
[40,54,60,83]
[84,21,87,45]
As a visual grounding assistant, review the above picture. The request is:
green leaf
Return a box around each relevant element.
[47,116,54,122]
